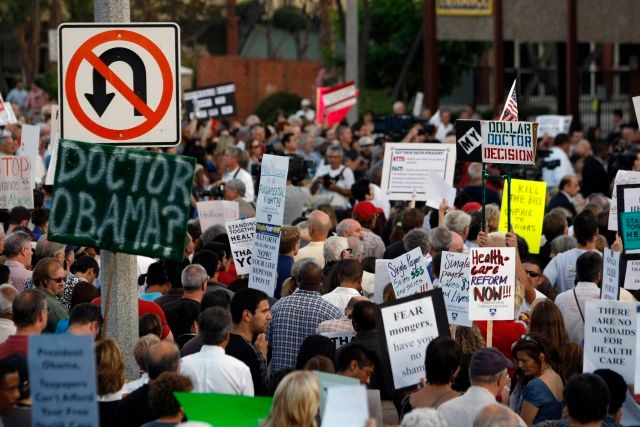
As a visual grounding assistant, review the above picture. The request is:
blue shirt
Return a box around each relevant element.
[523,378,563,424]
[275,255,294,298]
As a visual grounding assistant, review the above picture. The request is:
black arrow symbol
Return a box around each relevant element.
[84,47,147,117]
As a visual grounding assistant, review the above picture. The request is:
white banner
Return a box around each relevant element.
[225,217,255,275]
[535,115,572,138]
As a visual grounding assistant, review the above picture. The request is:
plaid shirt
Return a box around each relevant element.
[267,289,341,374]
[316,316,355,334]
[5,260,32,293]
[23,274,80,310]
[362,228,385,259]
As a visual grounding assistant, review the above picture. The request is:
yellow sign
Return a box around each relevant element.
[436,0,493,16]
[498,179,546,254]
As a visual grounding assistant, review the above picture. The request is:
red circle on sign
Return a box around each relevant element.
[65,29,174,140]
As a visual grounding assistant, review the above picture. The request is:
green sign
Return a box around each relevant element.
[175,392,272,426]
[48,139,195,262]
[620,211,640,252]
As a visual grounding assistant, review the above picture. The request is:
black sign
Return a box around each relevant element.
[184,83,237,120]
[455,119,483,162]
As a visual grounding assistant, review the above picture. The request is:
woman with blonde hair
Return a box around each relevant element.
[261,371,320,427]
[95,339,126,427]
[484,203,500,232]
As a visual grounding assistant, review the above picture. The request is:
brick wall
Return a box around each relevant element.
[196,56,322,121]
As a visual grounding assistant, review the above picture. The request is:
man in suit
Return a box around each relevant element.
[581,140,610,198]
[547,175,580,217]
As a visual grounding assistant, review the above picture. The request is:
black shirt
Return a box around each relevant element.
[163,298,200,344]
[226,333,269,396]
[116,384,153,427]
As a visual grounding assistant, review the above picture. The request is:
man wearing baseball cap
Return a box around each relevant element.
[351,201,385,259]
[438,348,525,427]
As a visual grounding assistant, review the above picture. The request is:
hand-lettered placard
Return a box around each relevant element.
[469,247,516,320]
[197,200,239,231]
[498,179,546,254]
[480,121,538,165]
[48,139,195,262]
[439,251,471,326]
[225,217,255,275]
[601,248,621,301]
[0,156,34,209]
[385,247,432,299]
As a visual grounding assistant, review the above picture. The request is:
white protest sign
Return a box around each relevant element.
[0,156,34,209]
[18,123,40,187]
[633,96,640,127]
[374,259,392,304]
[321,330,356,349]
[377,289,449,391]
[380,143,456,201]
[535,115,572,138]
[225,217,255,275]
[45,105,60,185]
[0,93,18,126]
[439,251,471,326]
[316,371,360,418]
[636,304,640,394]
[385,247,431,299]
[197,200,239,231]
[29,334,99,427]
[602,248,621,300]
[480,121,538,165]
[423,172,456,210]
[412,92,424,117]
[624,260,640,291]
[609,171,640,231]
[584,299,637,386]
[321,384,369,427]
[249,154,289,296]
[469,247,516,320]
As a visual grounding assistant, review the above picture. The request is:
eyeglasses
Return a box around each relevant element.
[251,145,261,149]
[48,277,65,283]
[525,270,542,278]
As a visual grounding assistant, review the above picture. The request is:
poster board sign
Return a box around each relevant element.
[374,259,392,304]
[455,119,483,162]
[621,211,640,255]
[423,172,456,210]
[225,217,255,275]
[0,156,34,209]
[436,0,493,16]
[617,183,640,252]
[439,251,471,327]
[249,154,289,296]
[197,200,239,231]
[622,258,640,291]
[633,96,640,127]
[184,83,237,120]
[176,392,272,426]
[48,139,195,262]
[29,334,99,427]
[0,93,18,126]
[381,143,456,201]
[385,247,431,299]
[602,248,622,301]
[18,124,41,187]
[480,121,538,165]
[321,330,356,349]
[609,172,640,231]
[535,115,572,138]
[469,247,516,320]
[316,371,360,418]
[321,384,369,427]
[583,299,637,387]
[498,179,546,254]
[316,82,358,127]
[376,288,450,392]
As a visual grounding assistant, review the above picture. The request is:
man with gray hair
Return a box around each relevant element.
[164,264,209,344]
[427,227,452,281]
[221,146,254,202]
[223,178,256,218]
[311,145,355,210]
[474,404,520,427]
[445,210,471,242]
[0,284,17,343]
[463,162,501,205]
[323,236,351,265]
[180,306,254,395]
[403,229,429,256]
[201,224,227,245]
[3,231,33,292]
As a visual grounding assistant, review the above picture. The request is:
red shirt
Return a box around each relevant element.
[0,335,29,359]
[218,261,238,285]
[92,298,171,339]
[474,320,526,376]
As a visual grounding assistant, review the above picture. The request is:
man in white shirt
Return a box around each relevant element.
[311,145,355,210]
[439,348,525,427]
[180,306,254,395]
[295,210,332,267]
[322,259,363,312]
[221,146,254,203]
[0,284,17,343]
[542,133,575,189]
[435,109,453,141]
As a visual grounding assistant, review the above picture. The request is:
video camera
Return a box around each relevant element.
[198,183,225,199]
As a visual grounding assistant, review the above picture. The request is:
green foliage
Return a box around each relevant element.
[65,0,93,21]
[254,91,301,125]
[272,5,309,32]
[359,88,393,117]
[41,68,57,100]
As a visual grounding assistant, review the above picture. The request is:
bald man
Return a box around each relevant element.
[449,232,465,253]
[295,210,332,266]
[473,403,521,427]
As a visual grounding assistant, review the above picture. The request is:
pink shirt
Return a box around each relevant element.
[5,260,32,292]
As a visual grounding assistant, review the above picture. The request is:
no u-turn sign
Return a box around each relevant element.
[58,23,181,146]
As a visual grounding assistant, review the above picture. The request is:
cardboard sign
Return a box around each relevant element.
[225,217,255,275]
[381,143,456,201]
[0,156,34,209]
[623,259,640,291]
[197,200,239,231]
[602,248,622,301]
[18,124,41,187]
[455,119,483,162]
[249,154,289,296]
[374,259,392,304]
[621,211,640,254]
[321,330,356,349]
[583,299,637,386]
[480,121,538,165]
[321,384,369,427]
[29,335,99,427]
[469,247,516,320]
[0,93,18,126]
[376,289,450,392]
[535,115,572,138]
[439,251,471,327]
[176,392,272,426]
[48,139,195,262]
[609,172,640,231]
[385,247,431,299]
[316,82,358,127]
[498,179,546,254]
[184,83,237,120]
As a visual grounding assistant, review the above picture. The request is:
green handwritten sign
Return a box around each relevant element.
[48,139,195,262]
[175,392,272,426]
[620,211,640,253]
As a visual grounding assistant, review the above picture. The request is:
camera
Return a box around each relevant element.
[288,155,314,185]
[199,183,225,199]
[322,174,339,187]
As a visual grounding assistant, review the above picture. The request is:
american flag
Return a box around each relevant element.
[499,79,518,121]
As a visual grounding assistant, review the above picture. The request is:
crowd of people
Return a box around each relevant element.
[1,81,640,427]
